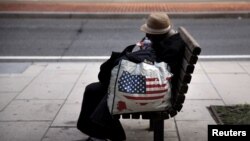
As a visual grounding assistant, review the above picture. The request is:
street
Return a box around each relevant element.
[0,17,250,56]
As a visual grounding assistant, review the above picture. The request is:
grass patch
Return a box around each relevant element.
[210,104,250,125]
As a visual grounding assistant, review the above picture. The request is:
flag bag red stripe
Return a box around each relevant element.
[124,95,165,100]
[146,78,159,81]
[146,89,168,94]
[146,84,167,88]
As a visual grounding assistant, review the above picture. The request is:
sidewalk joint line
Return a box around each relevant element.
[0,63,47,112]
[40,63,87,140]
[199,62,227,105]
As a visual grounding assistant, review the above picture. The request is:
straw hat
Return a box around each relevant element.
[140,12,171,34]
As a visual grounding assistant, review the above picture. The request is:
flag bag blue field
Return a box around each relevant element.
[107,59,173,115]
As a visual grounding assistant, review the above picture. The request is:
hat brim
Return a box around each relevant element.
[140,24,171,35]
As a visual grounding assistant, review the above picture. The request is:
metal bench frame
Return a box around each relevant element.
[113,27,201,141]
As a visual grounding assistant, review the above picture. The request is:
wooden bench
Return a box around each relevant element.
[113,26,201,141]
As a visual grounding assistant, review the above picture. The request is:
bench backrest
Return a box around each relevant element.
[171,26,201,113]
[114,26,201,120]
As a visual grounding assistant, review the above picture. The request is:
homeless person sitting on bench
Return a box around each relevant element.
[77,12,185,141]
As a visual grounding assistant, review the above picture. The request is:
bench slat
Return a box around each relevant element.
[182,57,195,74]
[184,47,198,64]
[114,115,120,119]
[131,113,140,119]
[122,114,131,119]
[179,26,201,55]
[142,113,151,119]
[179,68,192,84]
[176,94,186,104]
[177,80,188,94]
[169,109,178,117]
[174,104,183,112]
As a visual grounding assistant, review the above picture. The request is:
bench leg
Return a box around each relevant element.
[149,119,154,131]
[153,119,164,141]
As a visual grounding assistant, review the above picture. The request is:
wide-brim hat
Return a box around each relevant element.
[140,12,171,34]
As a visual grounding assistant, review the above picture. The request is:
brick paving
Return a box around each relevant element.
[0,2,249,13]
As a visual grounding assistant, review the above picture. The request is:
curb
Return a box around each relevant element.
[0,11,250,19]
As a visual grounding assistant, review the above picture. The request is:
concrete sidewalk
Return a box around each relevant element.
[0,61,249,141]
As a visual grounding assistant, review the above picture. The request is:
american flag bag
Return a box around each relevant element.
[107,59,173,115]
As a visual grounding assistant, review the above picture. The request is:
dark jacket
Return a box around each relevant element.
[98,33,185,92]
[153,33,185,93]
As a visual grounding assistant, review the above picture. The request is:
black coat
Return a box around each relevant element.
[98,33,185,92]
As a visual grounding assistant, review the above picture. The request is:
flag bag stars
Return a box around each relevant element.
[118,71,146,94]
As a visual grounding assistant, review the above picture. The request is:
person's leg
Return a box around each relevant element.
[108,118,126,141]
[77,82,108,139]
[77,82,126,141]
[91,95,126,141]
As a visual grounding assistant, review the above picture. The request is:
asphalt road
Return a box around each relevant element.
[0,18,249,57]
